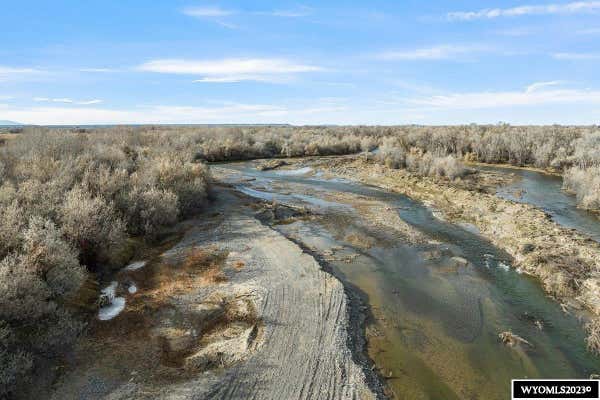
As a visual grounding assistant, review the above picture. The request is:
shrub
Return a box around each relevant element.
[379,142,467,180]
[60,187,126,266]
[431,155,468,180]
[0,322,33,397]
[585,318,600,355]
[377,138,406,169]
[125,187,179,238]
[0,202,24,258]
[563,166,600,210]
[0,218,85,396]
[0,127,217,395]
[140,155,209,216]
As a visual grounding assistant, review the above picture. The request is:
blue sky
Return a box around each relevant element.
[1,0,600,125]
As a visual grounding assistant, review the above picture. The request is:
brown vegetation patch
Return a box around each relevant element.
[50,245,239,395]
[499,331,533,347]
[125,247,228,308]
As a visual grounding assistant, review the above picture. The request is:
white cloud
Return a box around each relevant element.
[182,6,234,17]
[183,5,312,18]
[405,84,600,109]
[0,103,287,125]
[138,58,322,82]
[254,6,313,17]
[214,20,239,29]
[552,52,600,60]
[0,66,41,81]
[193,75,280,83]
[525,80,566,92]
[79,68,118,73]
[33,97,103,105]
[78,99,103,105]
[448,1,600,20]
[379,45,489,60]
[0,97,354,125]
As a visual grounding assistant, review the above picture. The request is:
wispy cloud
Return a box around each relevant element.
[0,97,354,125]
[254,6,313,17]
[78,99,103,105]
[192,75,281,83]
[182,6,234,17]
[182,5,312,28]
[405,83,600,109]
[34,97,103,105]
[379,45,489,60]
[447,1,600,21]
[79,68,119,73]
[525,80,567,92]
[0,66,42,81]
[552,52,600,60]
[138,58,322,83]
[0,103,288,125]
[182,6,237,28]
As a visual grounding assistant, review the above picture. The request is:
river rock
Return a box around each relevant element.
[450,256,469,267]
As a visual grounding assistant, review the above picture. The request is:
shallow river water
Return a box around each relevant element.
[218,162,599,400]
[475,164,600,242]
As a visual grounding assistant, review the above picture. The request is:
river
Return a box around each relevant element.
[216,162,599,400]
[475,164,600,243]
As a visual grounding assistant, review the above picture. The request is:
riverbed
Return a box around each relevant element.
[215,161,600,400]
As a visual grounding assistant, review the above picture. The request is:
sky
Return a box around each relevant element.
[1,0,600,125]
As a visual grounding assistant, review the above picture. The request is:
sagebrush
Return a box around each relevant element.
[0,127,210,396]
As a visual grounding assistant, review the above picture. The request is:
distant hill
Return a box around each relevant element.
[0,120,23,126]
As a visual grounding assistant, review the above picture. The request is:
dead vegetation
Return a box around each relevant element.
[585,319,600,355]
[499,331,533,347]
[51,244,261,397]
[132,247,228,305]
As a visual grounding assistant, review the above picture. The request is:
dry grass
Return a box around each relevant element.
[585,319,600,355]
[128,247,228,305]
[62,245,232,392]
